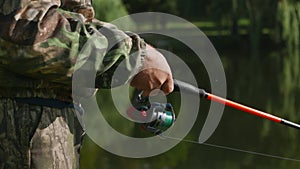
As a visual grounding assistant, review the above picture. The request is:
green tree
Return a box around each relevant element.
[93,0,129,21]
[92,0,135,29]
[123,0,177,14]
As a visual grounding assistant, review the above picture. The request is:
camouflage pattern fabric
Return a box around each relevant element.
[0,0,146,100]
[0,0,147,168]
[0,98,83,169]
[0,0,94,20]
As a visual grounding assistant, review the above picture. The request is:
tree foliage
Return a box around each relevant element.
[92,0,135,29]
[93,0,129,21]
[123,0,177,14]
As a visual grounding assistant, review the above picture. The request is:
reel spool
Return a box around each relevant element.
[127,92,176,135]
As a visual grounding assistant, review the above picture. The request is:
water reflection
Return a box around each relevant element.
[80,36,300,169]
[200,47,300,169]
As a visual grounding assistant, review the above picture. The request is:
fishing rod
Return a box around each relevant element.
[173,79,300,130]
[126,80,300,162]
[127,79,299,135]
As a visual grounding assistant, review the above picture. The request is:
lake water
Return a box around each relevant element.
[80,32,300,169]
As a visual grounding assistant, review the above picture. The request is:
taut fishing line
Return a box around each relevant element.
[159,134,300,163]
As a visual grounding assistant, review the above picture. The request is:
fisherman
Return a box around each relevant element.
[0,0,173,168]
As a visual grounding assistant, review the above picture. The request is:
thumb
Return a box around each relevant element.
[161,77,174,95]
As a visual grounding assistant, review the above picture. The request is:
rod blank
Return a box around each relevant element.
[173,79,300,130]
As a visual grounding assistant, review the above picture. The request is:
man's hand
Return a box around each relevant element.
[130,44,174,96]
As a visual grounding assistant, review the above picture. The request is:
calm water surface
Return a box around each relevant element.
[80,34,300,169]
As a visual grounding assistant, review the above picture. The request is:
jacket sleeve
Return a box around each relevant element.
[0,0,146,92]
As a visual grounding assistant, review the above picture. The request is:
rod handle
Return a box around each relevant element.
[173,79,206,97]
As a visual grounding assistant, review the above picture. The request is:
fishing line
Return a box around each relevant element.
[159,134,300,163]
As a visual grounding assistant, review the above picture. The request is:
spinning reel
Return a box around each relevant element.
[127,91,176,135]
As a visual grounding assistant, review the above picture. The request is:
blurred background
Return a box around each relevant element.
[80,0,300,168]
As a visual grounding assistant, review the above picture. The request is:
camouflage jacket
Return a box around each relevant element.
[0,0,146,101]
